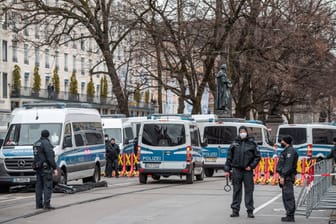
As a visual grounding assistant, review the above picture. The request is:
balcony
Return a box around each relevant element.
[10,87,155,114]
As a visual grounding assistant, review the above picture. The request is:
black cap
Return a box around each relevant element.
[104,134,109,138]
[282,135,293,145]
[333,137,336,142]
[239,126,248,133]
[41,130,50,138]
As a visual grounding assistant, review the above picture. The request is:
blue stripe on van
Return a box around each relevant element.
[203,146,229,158]
[140,146,202,162]
[57,144,105,166]
[276,144,333,157]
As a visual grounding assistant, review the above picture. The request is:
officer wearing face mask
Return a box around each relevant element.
[276,135,298,222]
[224,126,261,218]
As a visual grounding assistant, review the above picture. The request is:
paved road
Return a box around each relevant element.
[0,173,332,224]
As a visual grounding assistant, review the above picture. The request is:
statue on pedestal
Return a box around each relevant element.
[216,64,232,112]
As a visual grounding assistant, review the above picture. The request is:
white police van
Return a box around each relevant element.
[196,117,274,177]
[137,114,205,184]
[101,115,135,154]
[276,123,336,159]
[0,103,105,191]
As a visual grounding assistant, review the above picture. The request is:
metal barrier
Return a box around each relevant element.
[296,159,336,218]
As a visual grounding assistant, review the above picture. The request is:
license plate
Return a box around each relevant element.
[13,177,30,183]
[145,163,160,168]
[205,157,217,162]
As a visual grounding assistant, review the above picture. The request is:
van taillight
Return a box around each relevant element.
[307,144,312,157]
[186,146,192,162]
[137,145,141,159]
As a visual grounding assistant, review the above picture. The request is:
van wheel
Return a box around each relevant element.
[186,168,194,184]
[59,169,67,185]
[204,168,214,177]
[152,175,160,181]
[196,168,204,181]
[91,165,100,183]
[139,173,147,184]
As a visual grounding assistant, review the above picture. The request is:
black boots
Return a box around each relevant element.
[281,216,295,222]
[247,211,255,218]
[230,211,239,217]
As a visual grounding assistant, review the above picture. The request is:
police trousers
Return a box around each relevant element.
[282,177,296,217]
[35,170,53,207]
[106,159,119,177]
[231,168,254,213]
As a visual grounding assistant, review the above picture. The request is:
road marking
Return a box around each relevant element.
[254,192,282,214]
[108,182,136,187]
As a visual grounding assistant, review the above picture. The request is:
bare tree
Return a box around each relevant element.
[3,0,150,116]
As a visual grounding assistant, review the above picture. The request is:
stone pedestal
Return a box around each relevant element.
[215,109,232,118]
[265,114,284,142]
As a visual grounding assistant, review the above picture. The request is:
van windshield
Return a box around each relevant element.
[142,123,186,146]
[203,126,237,144]
[4,123,62,146]
[104,128,122,144]
[278,127,307,145]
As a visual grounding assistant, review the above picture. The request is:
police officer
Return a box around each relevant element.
[110,138,120,178]
[276,135,298,222]
[33,130,58,209]
[325,137,336,161]
[224,126,261,218]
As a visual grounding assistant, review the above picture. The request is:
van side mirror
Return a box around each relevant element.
[257,141,263,146]
[201,137,208,147]
[63,136,72,148]
[124,138,129,144]
[0,139,3,146]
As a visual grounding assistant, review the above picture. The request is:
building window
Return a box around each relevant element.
[24,72,29,87]
[2,12,8,30]
[35,24,39,39]
[23,17,29,36]
[55,51,59,69]
[12,41,18,62]
[2,40,7,62]
[72,55,76,72]
[64,53,68,71]
[80,34,85,51]
[45,49,50,68]
[35,47,40,66]
[96,85,100,97]
[81,82,85,94]
[81,57,84,75]
[89,59,92,73]
[2,73,8,98]
[24,44,29,64]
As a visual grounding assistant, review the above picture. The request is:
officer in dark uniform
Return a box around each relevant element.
[224,126,261,218]
[325,137,336,161]
[33,130,58,209]
[110,138,120,177]
[276,135,298,222]
[104,134,112,176]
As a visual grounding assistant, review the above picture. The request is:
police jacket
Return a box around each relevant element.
[276,145,298,178]
[224,137,261,171]
[325,145,336,161]
[34,137,57,170]
[106,143,120,160]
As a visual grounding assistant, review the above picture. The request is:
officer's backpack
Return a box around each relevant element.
[32,140,43,170]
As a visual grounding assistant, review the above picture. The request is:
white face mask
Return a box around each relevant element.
[239,132,247,139]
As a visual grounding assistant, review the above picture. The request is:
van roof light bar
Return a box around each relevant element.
[101,114,127,118]
[147,114,194,121]
[23,102,93,109]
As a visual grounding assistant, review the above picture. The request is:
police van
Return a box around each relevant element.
[101,115,135,154]
[137,114,206,184]
[276,123,336,159]
[196,116,275,177]
[0,103,105,191]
